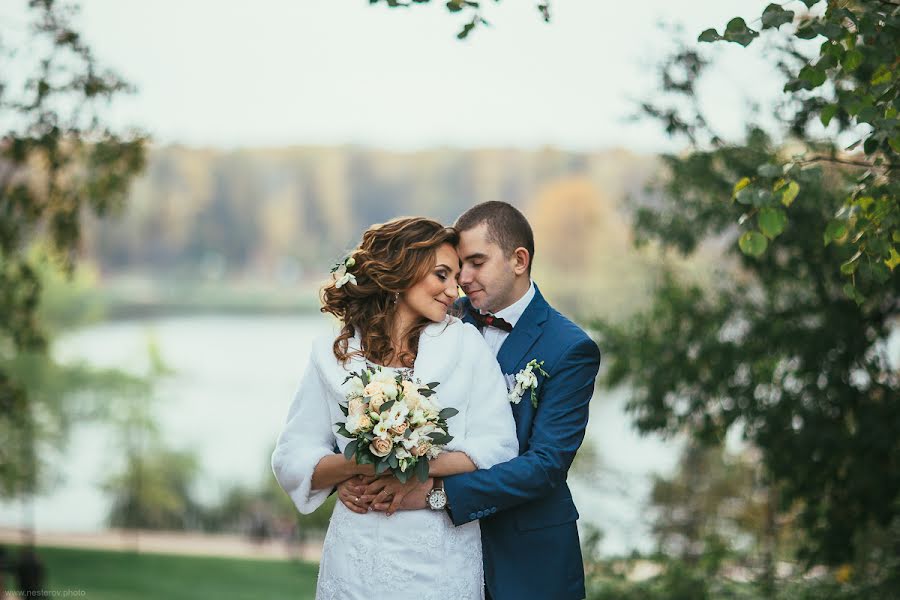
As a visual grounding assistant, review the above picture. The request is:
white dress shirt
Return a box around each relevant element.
[479,280,535,357]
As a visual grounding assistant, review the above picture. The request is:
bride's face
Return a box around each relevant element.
[398,243,461,322]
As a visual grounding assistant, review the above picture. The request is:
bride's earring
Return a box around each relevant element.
[393,292,400,304]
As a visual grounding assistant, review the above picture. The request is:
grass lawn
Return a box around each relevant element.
[4,546,319,600]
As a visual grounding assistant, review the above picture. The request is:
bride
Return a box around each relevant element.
[271,217,518,599]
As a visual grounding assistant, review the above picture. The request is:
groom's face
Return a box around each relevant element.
[457,223,518,313]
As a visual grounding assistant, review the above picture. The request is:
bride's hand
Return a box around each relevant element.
[337,474,378,514]
[363,476,432,516]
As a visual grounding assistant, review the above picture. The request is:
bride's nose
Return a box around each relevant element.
[445,284,459,299]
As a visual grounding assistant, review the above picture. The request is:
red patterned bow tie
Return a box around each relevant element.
[469,309,513,332]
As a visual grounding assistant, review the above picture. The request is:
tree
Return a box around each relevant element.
[594,124,899,578]
[0,0,146,501]
[651,1,899,301]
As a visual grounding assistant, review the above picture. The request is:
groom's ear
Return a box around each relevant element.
[511,247,531,276]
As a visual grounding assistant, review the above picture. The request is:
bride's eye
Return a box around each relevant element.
[435,271,447,282]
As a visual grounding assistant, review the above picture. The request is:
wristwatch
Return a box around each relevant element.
[426,478,447,510]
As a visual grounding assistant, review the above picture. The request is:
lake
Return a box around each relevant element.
[0,314,683,556]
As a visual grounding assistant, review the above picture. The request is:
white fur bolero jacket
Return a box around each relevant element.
[271,316,518,515]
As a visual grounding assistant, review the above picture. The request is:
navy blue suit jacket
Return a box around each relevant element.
[445,283,601,600]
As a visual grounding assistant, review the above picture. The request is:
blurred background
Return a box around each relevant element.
[0,0,897,598]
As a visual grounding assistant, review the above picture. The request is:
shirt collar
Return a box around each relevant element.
[492,280,535,329]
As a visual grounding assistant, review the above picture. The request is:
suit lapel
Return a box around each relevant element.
[496,284,549,375]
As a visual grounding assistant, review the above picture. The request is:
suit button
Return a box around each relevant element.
[476,510,484,518]
[490,507,497,514]
[469,513,477,520]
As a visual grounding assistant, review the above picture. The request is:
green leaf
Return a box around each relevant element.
[739,231,768,257]
[375,459,390,475]
[889,136,900,154]
[761,4,794,29]
[781,181,800,207]
[842,283,865,305]
[379,399,396,413]
[438,407,459,419]
[842,49,863,72]
[871,65,892,86]
[824,220,847,246]
[886,247,900,272]
[732,177,751,198]
[863,137,879,155]
[343,439,359,461]
[698,28,721,43]
[415,457,430,482]
[820,104,838,127]
[722,17,759,47]
[758,207,787,239]
[799,65,827,88]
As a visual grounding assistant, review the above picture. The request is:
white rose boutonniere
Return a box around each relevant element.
[507,359,550,408]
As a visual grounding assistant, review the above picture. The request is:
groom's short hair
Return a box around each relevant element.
[455,201,535,273]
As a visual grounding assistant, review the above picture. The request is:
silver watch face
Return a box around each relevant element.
[428,489,447,510]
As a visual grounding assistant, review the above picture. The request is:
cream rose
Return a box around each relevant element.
[411,442,430,457]
[390,421,409,436]
[348,398,365,416]
[370,438,392,457]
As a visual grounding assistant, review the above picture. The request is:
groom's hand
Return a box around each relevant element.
[366,477,431,514]
[337,474,377,515]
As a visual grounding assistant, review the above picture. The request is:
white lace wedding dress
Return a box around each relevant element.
[272,317,518,600]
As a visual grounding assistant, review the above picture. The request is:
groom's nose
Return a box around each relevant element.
[458,265,474,287]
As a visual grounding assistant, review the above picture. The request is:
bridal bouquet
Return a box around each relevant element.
[336,367,458,482]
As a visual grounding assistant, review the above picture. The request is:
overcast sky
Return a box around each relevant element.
[5,0,786,152]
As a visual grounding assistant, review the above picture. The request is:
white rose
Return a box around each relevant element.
[408,408,427,427]
[345,376,365,397]
[395,446,411,460]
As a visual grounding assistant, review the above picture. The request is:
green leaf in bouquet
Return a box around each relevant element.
[415,457,430,482]
[395,468,410,483]
[438,407,459,419]
[403,428,412,438]
[426,382,440,390]
[380,400,396,413]
[357,453,375,465]
[375,458,391,475]
[339,403,349,416]
[343,439,359,461]
[335,423,352,438]
[388,452,399,469]
[419,388,435,397]
[429,432,453,445]
[361,370,371,386]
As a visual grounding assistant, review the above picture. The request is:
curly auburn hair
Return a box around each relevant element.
[321,217,460,368]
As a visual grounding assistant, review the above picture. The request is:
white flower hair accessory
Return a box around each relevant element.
[507,359,550,408]
[331,255,357,288]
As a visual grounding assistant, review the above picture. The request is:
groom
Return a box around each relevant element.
[341,201,601,600]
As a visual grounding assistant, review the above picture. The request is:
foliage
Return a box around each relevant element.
[594,122,899,569]
[650,1,899,301]
[103,444,203,531]
[0,0,146,500]
[368,0,551,39]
